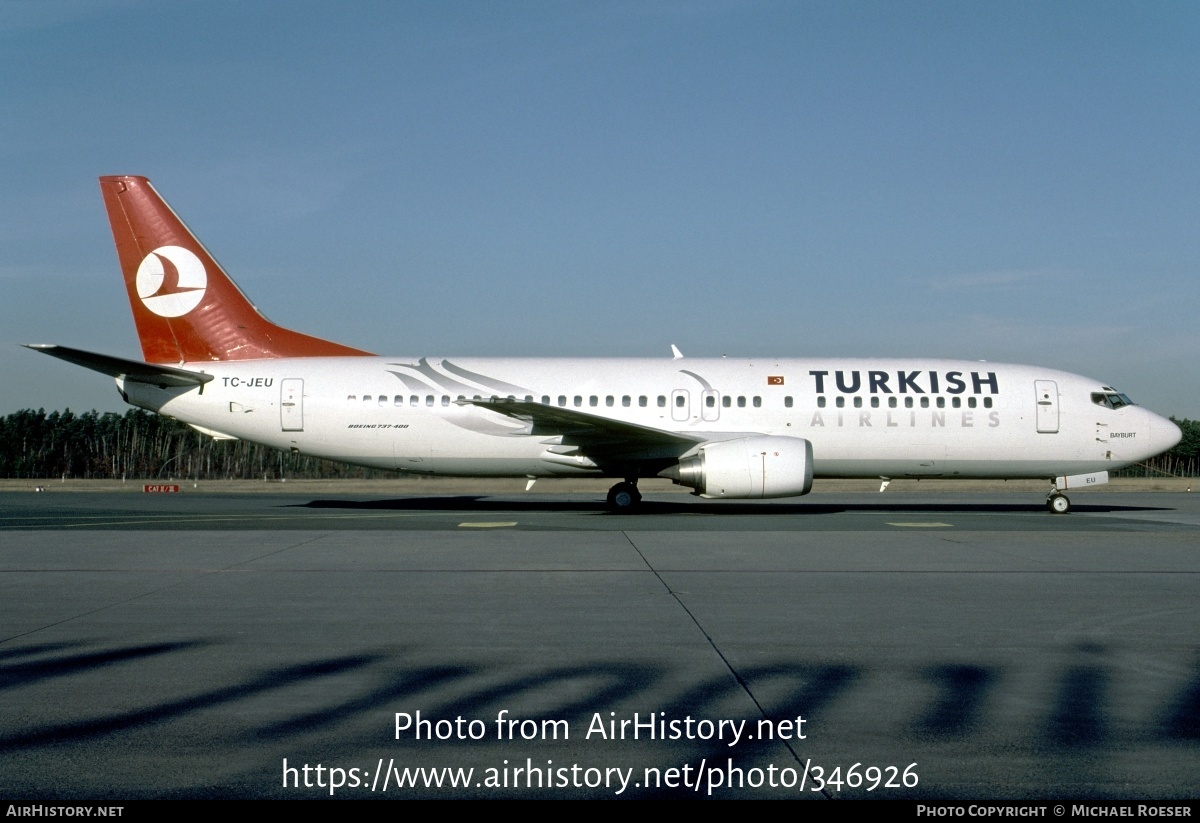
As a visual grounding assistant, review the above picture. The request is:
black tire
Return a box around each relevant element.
[606,482,642,513]
[1047,493,1071,514]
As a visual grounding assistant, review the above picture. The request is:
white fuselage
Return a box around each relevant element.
[118,356,1180,483]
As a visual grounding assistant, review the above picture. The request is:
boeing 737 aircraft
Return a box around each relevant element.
[27,176,1182,512]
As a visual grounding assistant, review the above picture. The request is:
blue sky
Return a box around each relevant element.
[2,0,1198,417]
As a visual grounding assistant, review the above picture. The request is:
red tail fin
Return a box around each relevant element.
[100,175,373,363]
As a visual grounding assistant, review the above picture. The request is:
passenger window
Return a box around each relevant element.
[936,397,945,409]
[888,397,897,408]
[705,395,715,408]
[675,395,685,407]
[722,396,731,408]
[905,397,914,409]
[379,396,388,407]
[426,395,434,407]
[967,397,976,408]
[737,396,746,408]
[639,396,647,407]
[590,395,598,407]
[363,395,372,403]
[347,395,356,402]
[410,395,419,407]
[606,395,614,407]
[753,396,761,408]
[622,396,631,407]
[541,395,550,405]
[870,397,879,408]
[951,397,960,408]
[835,397,845,408]
[817,396,826,408]
[983,397,992,408]
[558,395,567,407]
[784,396,793,408]
[657,396,666,408]
[442,396,450,406]
[853,396,862,408]
[574,396,583,407]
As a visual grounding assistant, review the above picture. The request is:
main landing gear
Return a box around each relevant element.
[607,480,642,513]
[1046,492,1071,514]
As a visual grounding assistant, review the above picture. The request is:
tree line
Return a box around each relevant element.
[0,408,386,480]
[0,407,1197,480]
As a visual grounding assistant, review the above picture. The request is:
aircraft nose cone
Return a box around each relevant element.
[1150,413,1183,456]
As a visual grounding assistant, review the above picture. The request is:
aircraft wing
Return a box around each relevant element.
[466,397,702,454]
[24,344,214,388]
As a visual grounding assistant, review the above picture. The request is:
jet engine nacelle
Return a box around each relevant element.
[665,435,814,499]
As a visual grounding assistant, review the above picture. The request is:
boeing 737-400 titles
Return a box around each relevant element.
[26,176,1183,512]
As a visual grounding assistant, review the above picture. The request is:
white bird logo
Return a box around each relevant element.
[136,246,207,317]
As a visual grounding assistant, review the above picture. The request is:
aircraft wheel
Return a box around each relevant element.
[607,482,642,513]
[1047,493,1071,514]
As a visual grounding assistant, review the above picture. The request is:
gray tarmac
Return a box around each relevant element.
[1,486,1198,799]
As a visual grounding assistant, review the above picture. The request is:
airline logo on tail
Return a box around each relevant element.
[135,245,207,318]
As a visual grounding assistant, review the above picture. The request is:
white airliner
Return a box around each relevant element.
[27,176,1182,513]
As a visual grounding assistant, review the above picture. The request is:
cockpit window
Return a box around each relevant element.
[1092,392,1134,410]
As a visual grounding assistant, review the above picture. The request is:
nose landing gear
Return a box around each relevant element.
[1046,492,1071,514]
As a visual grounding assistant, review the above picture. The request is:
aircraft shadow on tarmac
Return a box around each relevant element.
[3,638,1198,798]
[292,497,1173,516]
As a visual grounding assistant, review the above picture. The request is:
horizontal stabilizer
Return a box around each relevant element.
[24,344,213,388]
